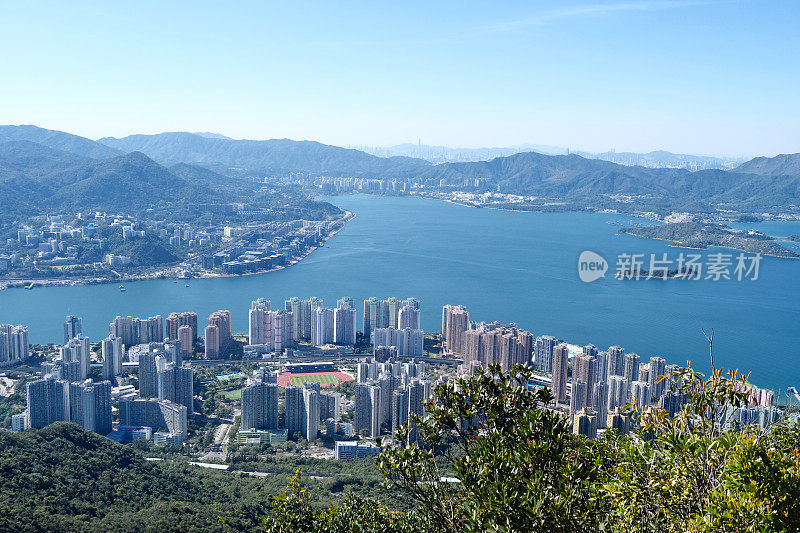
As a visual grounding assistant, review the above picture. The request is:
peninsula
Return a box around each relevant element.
[619,222,799,258]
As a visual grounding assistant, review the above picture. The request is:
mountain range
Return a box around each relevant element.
[98,132,427,177]
[356,142,742,170]
[0,124,798,217]
[0,134,216,220]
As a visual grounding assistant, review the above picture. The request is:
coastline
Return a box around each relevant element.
[619,231,800,259]
[0,210,356,290]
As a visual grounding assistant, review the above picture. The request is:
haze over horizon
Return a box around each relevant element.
[1,1,798,158]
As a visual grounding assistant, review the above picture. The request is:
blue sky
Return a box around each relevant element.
[1,0,797,157]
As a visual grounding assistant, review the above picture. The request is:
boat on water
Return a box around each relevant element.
[185,284,190,287]
[119,285,126,292]
[24,283,34,290]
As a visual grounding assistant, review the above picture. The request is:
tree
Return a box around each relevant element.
[262,470,414,533]
[377,363,603,532]
[602,365,800,532]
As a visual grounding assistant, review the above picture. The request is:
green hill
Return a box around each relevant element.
[0,422,271,531]
[0,125,121,160]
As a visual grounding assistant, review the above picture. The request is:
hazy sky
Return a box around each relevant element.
[1,1,797,157]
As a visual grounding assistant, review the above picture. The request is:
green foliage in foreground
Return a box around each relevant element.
[2,364,800,532]
[270,364,800,532]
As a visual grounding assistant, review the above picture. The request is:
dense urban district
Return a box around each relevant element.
[1,295,800,530]
[2,126,800,530]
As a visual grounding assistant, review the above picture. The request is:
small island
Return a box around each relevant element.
[619,222,799,258]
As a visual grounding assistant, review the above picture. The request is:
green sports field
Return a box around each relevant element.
[288,373,338,386]
[220,389,242,400]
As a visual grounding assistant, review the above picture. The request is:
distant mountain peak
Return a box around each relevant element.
[736,153,800,177]
[0,124,121,160]
[193,131,233,140]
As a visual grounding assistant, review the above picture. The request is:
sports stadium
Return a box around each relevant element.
[277,362,353,388]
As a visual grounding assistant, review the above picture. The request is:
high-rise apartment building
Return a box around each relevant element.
[241,382,279,430]
[406,379,430,443]
[166,312,198,343]
[397,305,421,330]
[462,326,534,371]
[68,379,112,435]
[284,297,307,341]
[374,345,399,363]
[60,334,91,381]
[630,380,652,410]
[648,356,667,401]
[355,383,381,438]
[138,352,159,398]
[363,297,389,338]
[118,398,187,436]
[570,379,588,418]
[101,335,123,380]
[442,305,469,355]
[205,310,232,358]
[177,326,193,359]
[573,408,598,438]
[26,377,68,429]
[285,384,319,440]
[607,407,630,435]
[272,309,294,353]
[63,315,82,344]
[319,391,342,421]
[607,375,630,412]
[249,301,297,353]
[26,376,111,435]
[109,315,164,347]
[302,385,320,441]
[606,345,626,378]
[311,307,335,346]
[157,363,194,411]
[593,380,609,429]
[534,335,557,373]
[551,343,569,404]
[249,299,272,345]
[371,327,424,357]
[622,352,641,385]
[573,353,598,394]
[595,350,609,384]
[333,298,357,346]
[204,323,219,359]
[285,385,304,437]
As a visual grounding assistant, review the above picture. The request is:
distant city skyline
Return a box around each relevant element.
[1,1,798,158]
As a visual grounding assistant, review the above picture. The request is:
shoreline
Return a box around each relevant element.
[619,231,800,259]
[0,210,356,290]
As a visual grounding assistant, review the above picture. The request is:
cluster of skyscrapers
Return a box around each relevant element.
[310,299,357,346]
[240,368,343,441]
[204,310,232,358]
[109,315,165,346]
[363,297,421,337]
[25,376,112,434]
[249,297,359,351]
[0,323,29,364]
[444,303,782,438]
[443,305,533,372]
[18,314,193,441]
[355,357,429,442]
[364,297,423,358]
[166,311,198,359]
